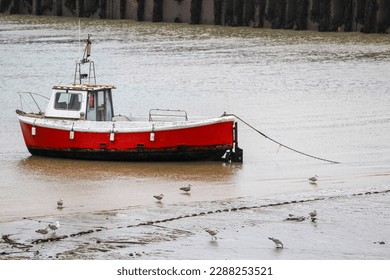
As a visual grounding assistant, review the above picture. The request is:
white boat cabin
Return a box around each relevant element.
[45,84,115,121]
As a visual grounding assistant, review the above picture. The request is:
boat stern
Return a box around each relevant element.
[224,121,243,163]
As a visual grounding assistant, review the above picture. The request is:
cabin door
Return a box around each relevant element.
[86,90,113,121]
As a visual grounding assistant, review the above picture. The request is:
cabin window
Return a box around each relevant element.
[104,89,113,121]
[87,92,97,121]
[88,94,95,109]
[54,92,82,111]
[97,91,105,121]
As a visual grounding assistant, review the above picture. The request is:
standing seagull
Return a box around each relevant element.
[35,227,49,237]
[180,184,192,193]
[309,210,317,222]
[268,237,284,249]
[205,229,218,240]
[57,199,64,209]
[153,194,164,201]
[308,175,318,184]
[48,221,60,234]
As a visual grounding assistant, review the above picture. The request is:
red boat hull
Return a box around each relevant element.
[19,119,235,161]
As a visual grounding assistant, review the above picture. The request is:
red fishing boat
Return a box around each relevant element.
[16,35,243,162]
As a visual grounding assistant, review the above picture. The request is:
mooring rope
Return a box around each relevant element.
[224,113,340,164]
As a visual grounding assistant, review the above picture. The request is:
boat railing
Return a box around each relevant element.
[17,92,50,116]
[149,109,188,122]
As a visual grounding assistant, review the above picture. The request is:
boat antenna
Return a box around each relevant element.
[74,34,96,85]
[78,19,81,57]
[81,34,92,63]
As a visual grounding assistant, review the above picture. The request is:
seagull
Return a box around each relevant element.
[309,210,317,222]
[35,227,49,236]
[57,199,64,209]
[268,237,283,248]
[205,228,218,240]
[309,175,318,184]
[180,184,191,193]
[48,221,60,234]
[153,194,164,201]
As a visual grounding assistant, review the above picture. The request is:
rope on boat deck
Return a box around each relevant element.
[224,113,340,164]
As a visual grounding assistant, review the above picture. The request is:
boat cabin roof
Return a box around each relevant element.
[53,84,116,91]
[44,84,116,120]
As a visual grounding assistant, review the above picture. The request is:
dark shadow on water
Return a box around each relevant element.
[208,240,219,247]
[17,155,242,182]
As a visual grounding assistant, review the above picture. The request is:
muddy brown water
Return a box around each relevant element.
[0,14,389,259]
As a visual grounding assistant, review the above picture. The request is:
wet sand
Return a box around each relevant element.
[1,187,389,260]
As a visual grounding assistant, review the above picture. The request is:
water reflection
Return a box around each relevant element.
[17,155,241,182]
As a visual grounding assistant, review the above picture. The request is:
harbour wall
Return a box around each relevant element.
[1,0,389,33]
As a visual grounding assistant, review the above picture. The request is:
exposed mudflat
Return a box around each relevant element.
[1,188,389,260]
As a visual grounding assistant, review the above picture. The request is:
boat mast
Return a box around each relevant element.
[74,34,96,85]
